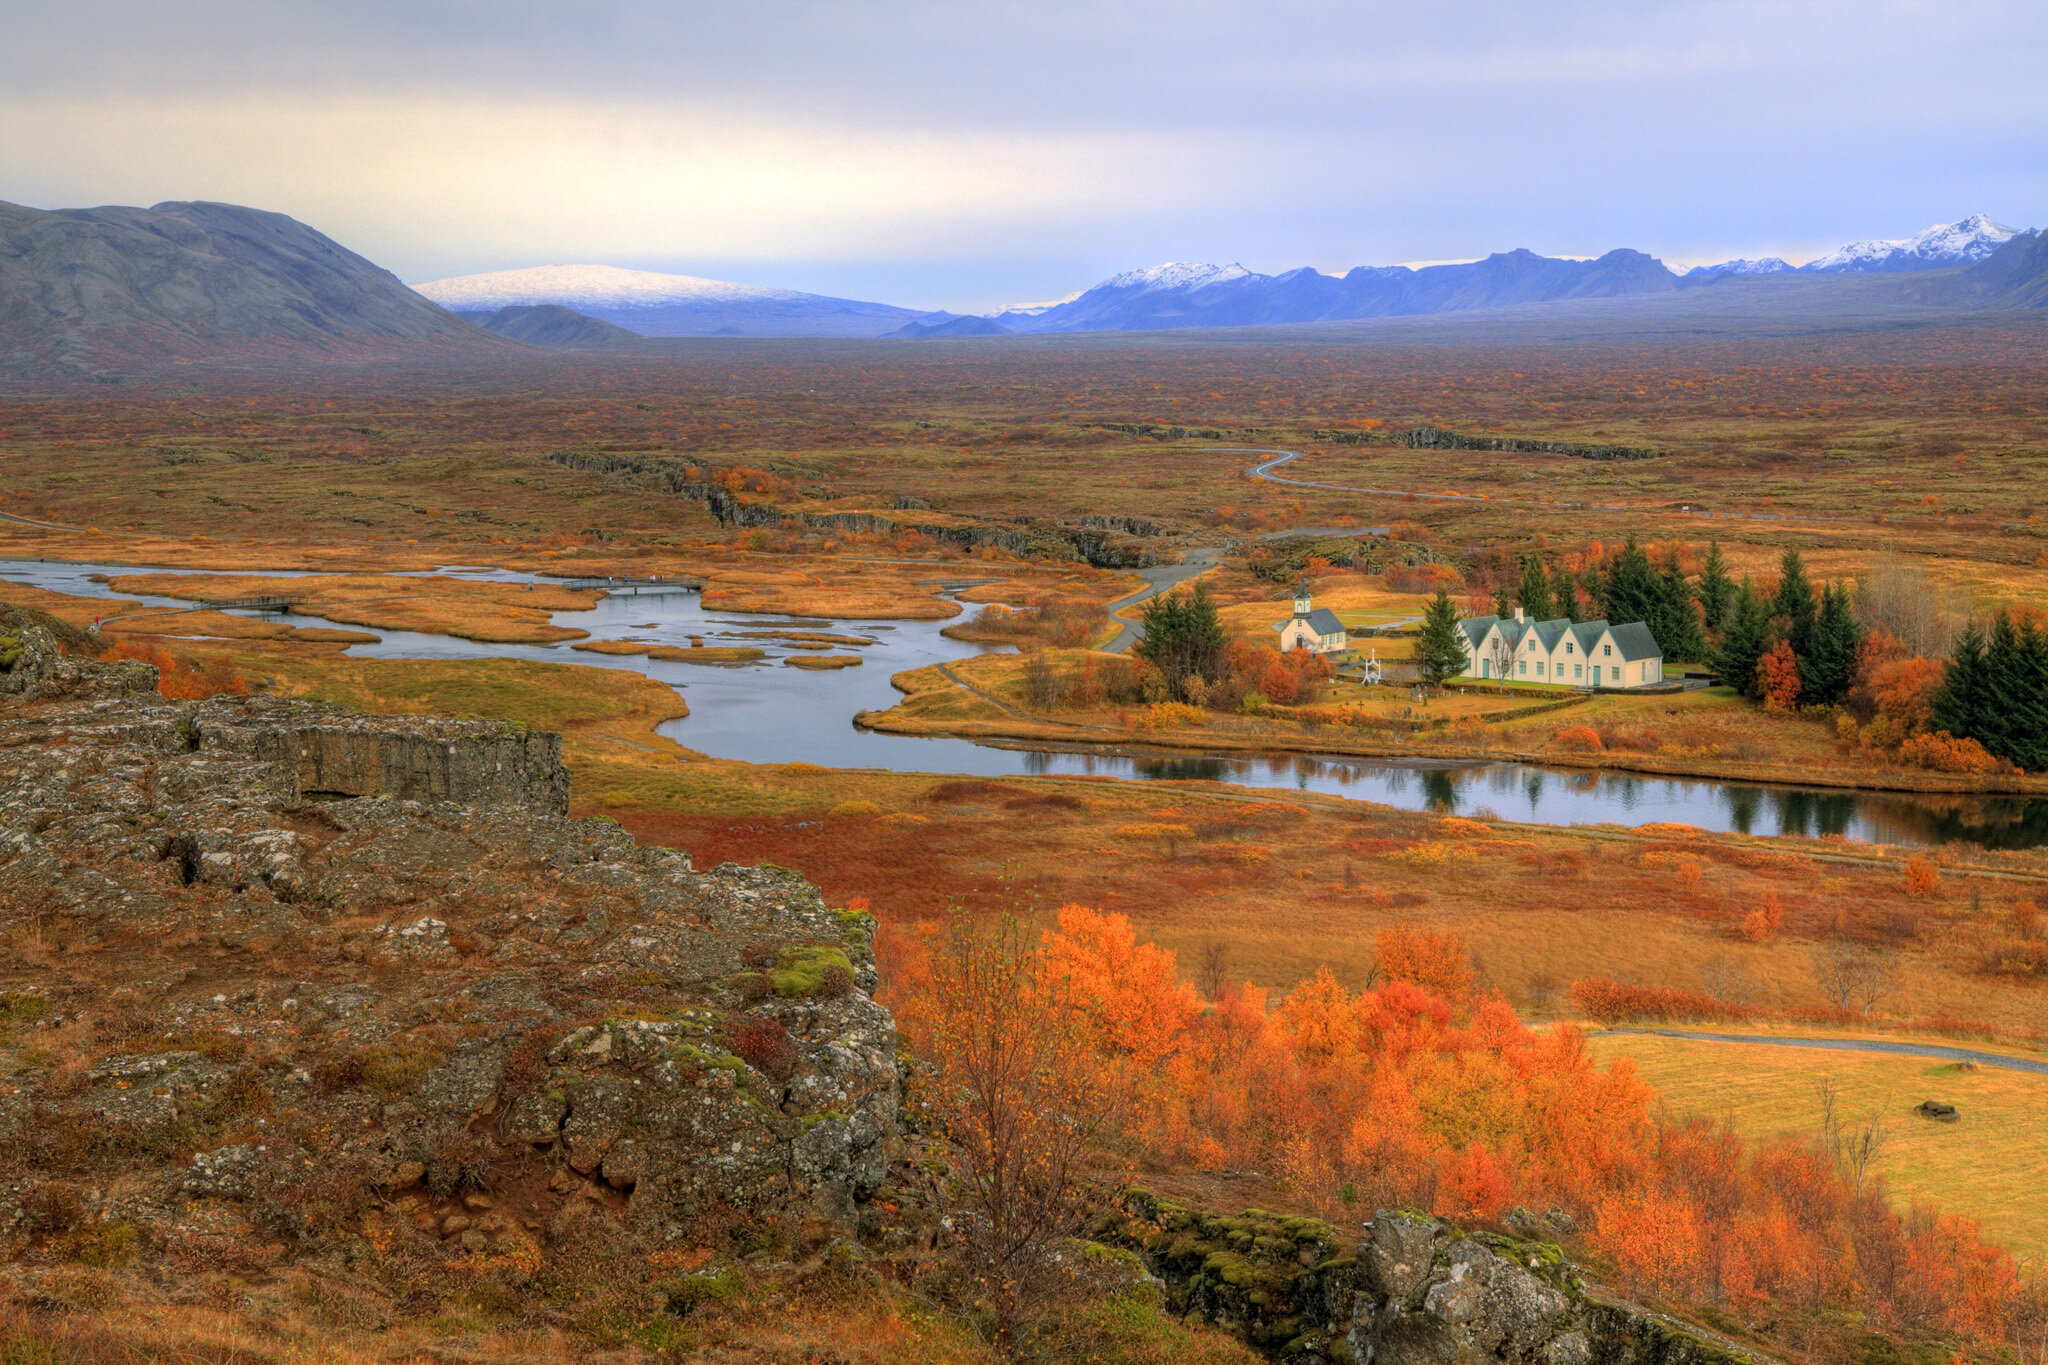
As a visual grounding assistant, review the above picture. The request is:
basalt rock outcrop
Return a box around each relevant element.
[0,634,900,1274]
[1113,1195,1764,1365]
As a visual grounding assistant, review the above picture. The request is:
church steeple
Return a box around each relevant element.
[1292,578,1312,616]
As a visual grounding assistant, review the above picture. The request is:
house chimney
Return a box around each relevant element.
[1514,606,1525,623]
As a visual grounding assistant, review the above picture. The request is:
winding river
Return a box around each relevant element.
[6,557,2046,850]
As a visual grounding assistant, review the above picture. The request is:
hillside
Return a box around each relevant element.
[456,302,647,349]
[0,199,507,375]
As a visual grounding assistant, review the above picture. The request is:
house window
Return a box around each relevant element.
[1574,664,1582,679]
[1603,644,1612,657]
[1536,662,1545,676]
[1519,660,1527,676]
[1565,642,1573,654]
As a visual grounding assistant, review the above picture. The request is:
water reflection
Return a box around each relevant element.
[5,557,2046,850]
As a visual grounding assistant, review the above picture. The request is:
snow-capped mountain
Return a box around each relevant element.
[1683,257,1793,279]
[411,263,943,338]
[415,264,808,310]
[1799,215,2019,274]
[1094,261,1255,293]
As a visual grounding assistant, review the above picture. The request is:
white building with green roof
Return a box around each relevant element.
[1457,607,1664,688]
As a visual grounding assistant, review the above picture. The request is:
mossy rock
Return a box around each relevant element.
[0,634,21,672]
[770,943,854,998]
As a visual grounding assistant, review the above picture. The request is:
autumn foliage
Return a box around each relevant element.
[102,640,251,701]
[891,907,2032,1346]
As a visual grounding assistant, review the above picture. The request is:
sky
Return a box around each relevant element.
[2,1,2044,313]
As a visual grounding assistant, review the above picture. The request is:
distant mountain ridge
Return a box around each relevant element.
[993,216,2042,333]
[413,263,944,338]
[0,198,503,374]
[996,248,1681,332]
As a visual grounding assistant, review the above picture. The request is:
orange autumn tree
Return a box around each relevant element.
[889,906,2035,1347]
[1756,640,1802,712]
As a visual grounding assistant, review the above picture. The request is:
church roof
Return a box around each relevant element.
[1275,608,1345,635]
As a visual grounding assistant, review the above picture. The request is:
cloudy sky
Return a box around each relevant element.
[3,1,2043,311]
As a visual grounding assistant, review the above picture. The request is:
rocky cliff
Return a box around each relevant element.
[1111,1195,1769,1365]
[0,628,899,1276]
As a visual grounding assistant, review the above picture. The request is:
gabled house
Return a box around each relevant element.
[1273,584,1348,655]
[1457,607,1664,689]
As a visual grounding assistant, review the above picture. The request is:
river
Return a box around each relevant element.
[6,557,2045,849]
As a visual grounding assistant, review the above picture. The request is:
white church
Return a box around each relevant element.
[1457,607,1665,689]
[1272,584,1348,654]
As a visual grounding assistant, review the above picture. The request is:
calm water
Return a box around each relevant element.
[7,557,2045,849]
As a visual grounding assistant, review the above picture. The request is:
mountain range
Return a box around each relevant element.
[2,200,2044,375]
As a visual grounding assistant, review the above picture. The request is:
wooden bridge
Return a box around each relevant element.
[199,595,298,613]
[551,575,705,595]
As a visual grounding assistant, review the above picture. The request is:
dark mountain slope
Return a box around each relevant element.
[0,199,509,373]
[456,303,646,349]
[1910,230,2048,309]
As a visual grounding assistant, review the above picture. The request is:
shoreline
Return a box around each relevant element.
[857,697,2048,800]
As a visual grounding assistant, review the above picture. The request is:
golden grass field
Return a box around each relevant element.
[1586,1031,2048,1257]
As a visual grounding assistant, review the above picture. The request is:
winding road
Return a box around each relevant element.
[1235,446,1871,526]
[1101,546,1226,653]
[1594,1028,2048,1075]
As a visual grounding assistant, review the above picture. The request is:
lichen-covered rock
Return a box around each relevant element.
[1111,1197,1764,1365]
[0,679,900,1263]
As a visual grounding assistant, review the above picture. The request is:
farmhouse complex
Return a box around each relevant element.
[1459,607,1665,688]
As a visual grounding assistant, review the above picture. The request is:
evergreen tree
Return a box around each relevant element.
[1711,579,1771,696]
[1966,612,2048,771]
[1697,540,1734,629]
[1578,563,1604,620]
[1551,561,1582,622]
[1601,536,1662,632]
[1800,582,1861,706]
[1769,546,1818,656]
[1414,589,1470,695]
[1516,555,1554,620]
[1493,582,1517,618]
[1929,619,1988,740]
[1654,560,1707,662]
[1134,581,1225,701]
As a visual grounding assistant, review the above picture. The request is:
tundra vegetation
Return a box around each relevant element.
[3,325,2048,1358]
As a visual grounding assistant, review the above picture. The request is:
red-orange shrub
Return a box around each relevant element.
[1738,892,1784,942]
[1903,854,1941,897]
[1552,725,1603,752]
[1569,978,1759,1024]
[1896,730,2002,773]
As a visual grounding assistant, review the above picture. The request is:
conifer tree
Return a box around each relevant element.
[1578,563,1604,620]
[1134,582,1225,701]
[1712,580,1771,696]
[1601,537,1661,632]
[1696,540,1734,629]
[1965,612,2048,771]
[1929,619,1987,740]
[1799,582,1861,706]
[1769,547,1818,656]
[1551,562,1582,622]
[1493,582,1516,618]
[1414,589,1469,696]
[1516,555,1553,620]
[1654,560,1707,662]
